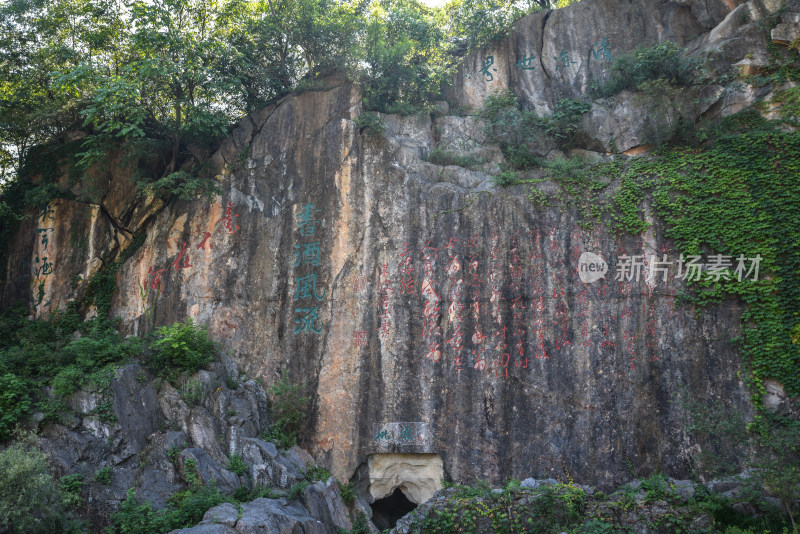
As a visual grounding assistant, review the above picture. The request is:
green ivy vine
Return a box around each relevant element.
[607,129,800,400]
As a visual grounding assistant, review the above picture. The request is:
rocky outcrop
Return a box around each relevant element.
[448,0,744,113]
[172,498,327,534]
[389,474,784,534]
[447,0,800,152]
[35,359,356,530]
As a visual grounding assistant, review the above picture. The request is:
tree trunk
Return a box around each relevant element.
[170,84,183,173]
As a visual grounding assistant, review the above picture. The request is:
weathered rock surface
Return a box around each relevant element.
[33,354,359,530]
[389,481,722,534]
[172,498,327,534]
[238,437,306,490]
[20,74,752,495]
[8,0,797,510]
[447,0,745,114]
[301,478,354,532]
[36,359,285,529]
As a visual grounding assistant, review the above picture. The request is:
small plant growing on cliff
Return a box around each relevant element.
[112,483,224,532]
[425,147,485,168]
[227,454,248,477]
[354,112,386,139]
[0,373,30,441]
[181,379,207,405]
[492,170,520,186]
[287,480,309,501]
[340,481,356,505]
[148,319,215,383]
[59,473,84,508]
[94,466,112,485]
[263,368,309,450]
[338,512,369,534]
[167,445,182,464]
[304,464,332,483]
[588,41,702,98]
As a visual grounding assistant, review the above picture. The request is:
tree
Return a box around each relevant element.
[290,0,367,76]
[73,0,238,170]
[438,0,575,56]
[216,0,304,110]
[0,0,578,197]
[360,0,446,113]
[0,0,125,179]
[0,438,81,532]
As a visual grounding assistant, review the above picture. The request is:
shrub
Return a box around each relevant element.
[167,445,181,465]
[502,144,540,170]
[95,466,112,485]
[148,319,215,383]
[113,483,226,533]
[59,473,84,508]
[751,413,800,531]
[350,512,371,534]
[236,485,283,502]
[0,373,30,441]
[112,488,160,534]
[0,441,80,532]
[181,379,207,405]
[227,454,248,477]
[0,307,142,429]
[304,464,332,483]
[492,170,520,186]
[385,101,434,116]
[546,99,592,148]
[479,91,589,165]
[340,481,356,505]
[354,112,386,139]
[166,482,226,527]
[543,156,589,183]
[50,365,85,399]
[425,147,484,168]
[479,90,539,152]
[287,480,309,501]
[589,41,701,98]
[676,391,750,477]
[264,369,310,450]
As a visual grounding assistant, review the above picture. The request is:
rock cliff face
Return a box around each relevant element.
[4,0,798,505]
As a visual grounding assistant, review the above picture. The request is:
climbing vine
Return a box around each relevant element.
[606,129,800,400]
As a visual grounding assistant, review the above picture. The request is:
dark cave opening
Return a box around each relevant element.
[370,487,418,531]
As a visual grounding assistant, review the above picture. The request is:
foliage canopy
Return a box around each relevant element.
[0,0,575,192]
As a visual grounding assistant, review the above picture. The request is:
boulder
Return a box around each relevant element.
[238,438,304,490]
[301,478,353,533]
[178,448,242,494]
[235,498,326,534]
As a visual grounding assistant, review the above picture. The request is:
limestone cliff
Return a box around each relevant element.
[3,0,798,509]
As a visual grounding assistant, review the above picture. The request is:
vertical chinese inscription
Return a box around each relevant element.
[420,241,442,362]
[33,202,57,309]
[294,203,325,335]
[376,263,392,341]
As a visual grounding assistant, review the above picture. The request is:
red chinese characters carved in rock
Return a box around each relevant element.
[353,330,369,347]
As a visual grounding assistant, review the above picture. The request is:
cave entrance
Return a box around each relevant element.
[370,487,418,531]
[363,453,443,529]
